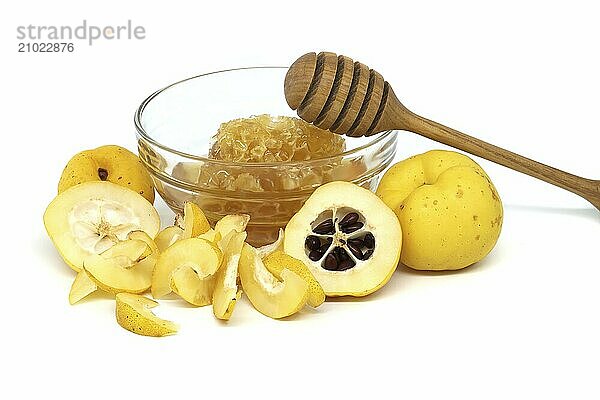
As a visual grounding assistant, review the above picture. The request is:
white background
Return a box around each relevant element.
[2,1,599,399]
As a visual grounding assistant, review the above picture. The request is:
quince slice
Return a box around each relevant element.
[263,251,325,308]
[127,230,159,255]
[168,233,224,305]
[215,214,250,238]
[44,181,160,272]
[212,231,246,320]
[181,202,211,239]
[169,267,214,306]
[115,293,178,337]
[238,244,309,319]
[99,237,149,261]
[83,254,155,294]
[155,225,220,254]
[256,228,284,259]
[83,237,157,294]
[69,270,97,304]
[155,226,184,252]
[151,238,223,300]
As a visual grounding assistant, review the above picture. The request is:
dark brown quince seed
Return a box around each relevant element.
[347,242,364,260]
[363,249,374,260]
[341,221,364,234]
[313,219,335,235]
[319,237,333,251]
[334,246,349,261]
[339,212,359,227]
[363,232,375,249]
[323,253,339,271]
[337,258,356,271]
[347,238,364,249]
[309,249,325,262]
[305,235,321,251]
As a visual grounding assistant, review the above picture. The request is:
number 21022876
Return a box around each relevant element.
[18,42,74,52]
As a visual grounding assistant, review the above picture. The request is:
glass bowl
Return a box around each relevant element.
[134,67,397,246]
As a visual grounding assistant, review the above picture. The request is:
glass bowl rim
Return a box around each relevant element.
[134,66,395,168]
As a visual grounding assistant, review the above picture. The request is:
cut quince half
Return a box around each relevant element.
[115,293,178,337]
[69,270,97,305]
[238,244,309,319]
[212,231,247,320]
[284,181,402,297]
[263,251,325,308]
[151,237,223,300]
[44,181,160,272]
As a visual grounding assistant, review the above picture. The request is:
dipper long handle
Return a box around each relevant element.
[284,51,600,211]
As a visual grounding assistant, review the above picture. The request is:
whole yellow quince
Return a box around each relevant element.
[376,150,503,270]
[58,145,154,203]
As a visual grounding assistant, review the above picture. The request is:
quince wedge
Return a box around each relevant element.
[238,244,309,319]
[115,293,178,337]
[43,181,160,272]
[69,270,97,305]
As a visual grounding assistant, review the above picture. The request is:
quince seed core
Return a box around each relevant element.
[68,199,142,254]
[305,208,375,271]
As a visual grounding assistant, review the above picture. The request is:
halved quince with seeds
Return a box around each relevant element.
[212,231,246,320]
[69,270,97,304]
[263,251,325,308]
[284,181,402,297]
[83,237,156,294]
[43,181,160,272]
[151,237,222,300]
[238,244,309,319]
[115,293,178,337]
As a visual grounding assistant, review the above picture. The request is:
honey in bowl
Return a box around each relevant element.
[170,115,367,246]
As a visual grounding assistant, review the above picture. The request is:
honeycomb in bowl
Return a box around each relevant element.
[208,114,346,163]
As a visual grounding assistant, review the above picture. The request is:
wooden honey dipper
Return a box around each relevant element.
[284,51,600,211]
